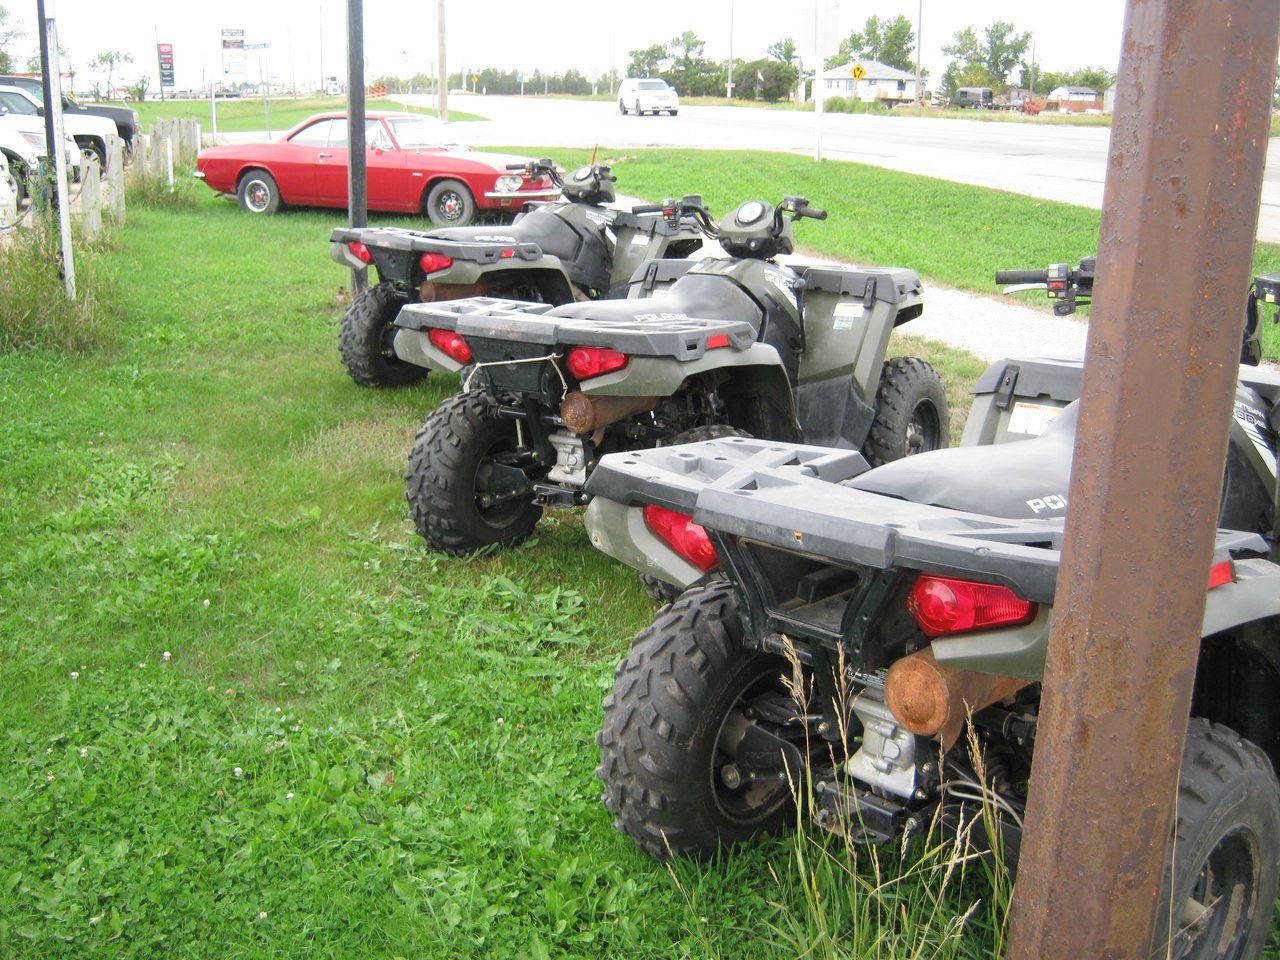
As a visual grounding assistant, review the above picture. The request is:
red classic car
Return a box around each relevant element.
[194,111,558,225]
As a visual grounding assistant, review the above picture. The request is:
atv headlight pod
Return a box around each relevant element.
[736,200,767,225]
[572,165,593,182]
[494,174,524,193]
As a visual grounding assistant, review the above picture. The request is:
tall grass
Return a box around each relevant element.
[125,164,205,211]
[0,222,116,353]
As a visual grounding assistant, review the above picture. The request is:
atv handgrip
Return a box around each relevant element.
[800,206,828,220]
[995,269,1050,285]
[630,203,665,214]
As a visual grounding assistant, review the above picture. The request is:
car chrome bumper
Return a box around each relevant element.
[193,170,206,179]
[483,187,561,200]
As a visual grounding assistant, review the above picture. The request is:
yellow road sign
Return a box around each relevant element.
[851,63,866,81]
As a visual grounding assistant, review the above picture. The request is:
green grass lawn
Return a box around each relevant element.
[131,96,485,134]
[4,151,1279,957]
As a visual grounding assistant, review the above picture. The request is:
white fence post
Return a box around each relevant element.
[106,135,125,225]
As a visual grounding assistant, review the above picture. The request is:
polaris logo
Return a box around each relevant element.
[473,235,516,242]
[634,312,690,322]
[1026,495,1068,515]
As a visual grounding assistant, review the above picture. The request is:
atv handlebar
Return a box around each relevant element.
[506,158,564,186]
[995,269,1051,285]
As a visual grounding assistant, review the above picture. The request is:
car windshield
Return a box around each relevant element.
[638,81,668,91]
[387,117,449,149]
[0,90,37,115]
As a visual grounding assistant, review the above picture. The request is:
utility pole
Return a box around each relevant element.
[35,0,74,301]
[346,0,368,294]
[1028,37,1036,99]
[913,0,922,105]
[813,0,826,162]
[1005,2,1280,959]
[726,0,735,100]
[436,0,448,122]
[319,1,325,92]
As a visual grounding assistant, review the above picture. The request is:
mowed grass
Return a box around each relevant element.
[511,146,1280,359]
[133,95,484,134]
[0,183,1004,958]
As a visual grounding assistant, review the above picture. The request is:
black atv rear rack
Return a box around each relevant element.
[394,297,758,360]
[584,436,1267,604]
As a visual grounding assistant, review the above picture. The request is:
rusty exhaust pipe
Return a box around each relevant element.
[884,648,1030,748]
[560,391,657,435]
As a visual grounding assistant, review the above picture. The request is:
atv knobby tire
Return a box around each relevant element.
[598,583,797,860]
[339,282,426,388]
[1152,719,1280,960]
[405,392,543,556]
[639,425,750,605]
[863,357,950,467]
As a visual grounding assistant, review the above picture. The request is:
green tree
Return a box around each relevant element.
[626,43,667,78]
[766,37,800,68]
[0,4,22,74]
[93,50,134,99]
[943,21,1029,87]
[663,31,724,97]
[737,57,799,102]
[828,15,916,72]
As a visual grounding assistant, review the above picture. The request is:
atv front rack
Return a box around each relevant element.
[395,297,758,360]
[584,437,1268,604]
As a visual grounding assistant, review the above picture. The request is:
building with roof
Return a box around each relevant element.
[820,60,921,104]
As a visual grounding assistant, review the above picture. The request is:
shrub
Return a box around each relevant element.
[125,165,203,211]
[825,95,850,113]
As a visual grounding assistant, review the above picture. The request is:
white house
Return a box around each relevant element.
[821,60,920,104]
[1048,84,1099,103]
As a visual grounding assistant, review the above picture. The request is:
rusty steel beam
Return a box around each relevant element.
[1006,3,1280,959]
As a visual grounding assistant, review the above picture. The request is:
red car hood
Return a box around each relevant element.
[424,149,538,173]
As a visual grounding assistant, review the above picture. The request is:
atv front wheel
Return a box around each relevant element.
[598,583,802,860]
[338,282,427,388]
[1153,719,1280,960]
[863,357,949,467]
[405,392,543,556]
[640,425,750,604]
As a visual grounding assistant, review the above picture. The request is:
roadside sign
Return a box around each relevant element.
[221,28,246,83]
[156,43,175,89]
[245,42,271,50]
[851,63,866,81]
[471,74,478,83]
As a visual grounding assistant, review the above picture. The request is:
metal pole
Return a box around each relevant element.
[1005,3,1280,959]
[36,0,75,302]
[346,0,367,294]
[913,0,922,105]
[210,78,218,139]
[262,47,271,137]
[813,0,825,162]
[726,0,734,100]
[436,0,448,123]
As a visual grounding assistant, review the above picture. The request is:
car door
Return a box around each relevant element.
[314,118,405,210]
[273,118,336,204]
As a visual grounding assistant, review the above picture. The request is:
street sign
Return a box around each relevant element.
[851,63,866,81]
[156,43,174,89]
[470,74,478,83]
[245,42,271,50]
[221,28,246,84]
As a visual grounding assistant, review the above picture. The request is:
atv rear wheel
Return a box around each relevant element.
[405,392,543,556]
[338,282,427,388]
[640,425,750,604]
[1153,719,1280,960]
[863,357,949,467]
[598,583,802,861]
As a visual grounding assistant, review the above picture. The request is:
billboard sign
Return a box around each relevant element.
[221,28,246,84]
[157,43,175,89]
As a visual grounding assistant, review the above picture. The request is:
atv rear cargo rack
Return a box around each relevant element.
[330,226,544,274]
[583,436,1267,604]
[395,297,759,360]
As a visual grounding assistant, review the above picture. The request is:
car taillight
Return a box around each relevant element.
[419,252,454,273]
[348,241,372,264]
[428,328,472,364]
[907,575,1036,638]
[643,505,719,572]
[566,346,628,380]
[1208,560,1234,589]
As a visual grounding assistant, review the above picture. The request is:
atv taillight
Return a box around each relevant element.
[907,575,1036,637]
[643,505,719,572]
[566,346,628,380]
[1208,560,1234,589]
[706,334,731,349]
[348,241,373,264]
[428,328,473,364]
[419,253,454,273]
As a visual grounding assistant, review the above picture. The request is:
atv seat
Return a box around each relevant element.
[427,212,586,264]
[848,403,1079,520]
[545,272,765,335]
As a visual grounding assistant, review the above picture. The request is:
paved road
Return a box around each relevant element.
[398,95,1280,243]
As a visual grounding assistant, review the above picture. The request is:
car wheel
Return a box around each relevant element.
[669,110,679,116]
[425,178,475,227]
[618,100,627,115]
[635,100,643,116]
[78,139,106,171]
[237,170,281,214]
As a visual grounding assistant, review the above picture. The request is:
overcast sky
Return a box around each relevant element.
[12,1,1126,93]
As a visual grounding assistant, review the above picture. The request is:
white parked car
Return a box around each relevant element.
[0,106,82,204]
[0,151,17,228]
[0,84,116,169]
[618,78,679,116]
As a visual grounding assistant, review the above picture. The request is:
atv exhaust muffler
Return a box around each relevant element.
[884,649,1030,748]
[560,391,658,435]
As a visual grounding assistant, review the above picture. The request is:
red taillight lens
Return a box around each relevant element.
[706,333,731,349]
[428,328,473,364]
[1208,560,1234,589]
[348,241,372,264]
[643,505,719,572]
[500,248,516,259]
[419,252,455,273]
[907,575,1036,638]
[566,346,628,380]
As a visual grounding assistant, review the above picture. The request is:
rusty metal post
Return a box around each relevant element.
[1006,3,1280,959]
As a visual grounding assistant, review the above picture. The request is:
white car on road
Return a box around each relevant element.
[0,105,82,204]
[618,78,679,116]
[0,84,116,169]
